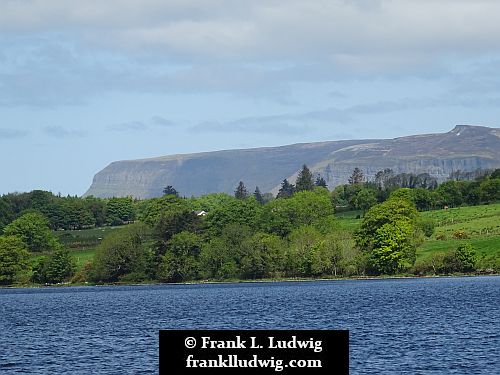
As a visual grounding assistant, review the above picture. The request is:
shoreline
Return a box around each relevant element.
[2,273,499,290]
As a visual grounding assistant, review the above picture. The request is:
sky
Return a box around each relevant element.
[1,0,499,196]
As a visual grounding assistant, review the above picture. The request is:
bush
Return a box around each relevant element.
[419,219,435,237]
[452,230,469,239]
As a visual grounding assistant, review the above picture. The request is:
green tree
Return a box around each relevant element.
[480,178,500,203]
[276,179,295,198]
[106,197,136,225]
[32,247,76,284]
[353,188,377,215]
[443,243,477,273]
[260,189,334,237]
[0,236,30,284]
[157,231,201,282]
[355,198,421,274]
[295,165,315,192]
[90,223,153,282]
[234,181,249,200]
[3,212,60,252]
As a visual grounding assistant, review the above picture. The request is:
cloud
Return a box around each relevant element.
[43,126,86,138]
[189,93,500,135]
[1,1,500,107]
[107,116,176,132]
[107,121,149,132]
[150,116,174,127]
[1,1,500,66]
[0,128,28,139]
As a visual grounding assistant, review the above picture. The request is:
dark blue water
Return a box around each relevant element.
[1,277,499,374]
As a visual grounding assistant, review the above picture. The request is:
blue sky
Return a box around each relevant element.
[1,0,499,195]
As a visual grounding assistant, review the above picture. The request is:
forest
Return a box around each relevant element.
[0,166,499,286]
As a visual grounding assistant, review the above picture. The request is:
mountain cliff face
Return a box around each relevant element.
[84,125,500,198]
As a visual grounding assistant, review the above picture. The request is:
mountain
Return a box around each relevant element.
[84,125,500,198]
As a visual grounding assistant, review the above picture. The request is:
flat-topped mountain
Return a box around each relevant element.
[84,125,500,198]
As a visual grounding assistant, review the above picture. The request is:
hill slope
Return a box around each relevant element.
[84,125,500,198]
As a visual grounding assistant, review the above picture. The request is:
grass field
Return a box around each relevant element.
[335,203,500,263]
[418,203,500,262]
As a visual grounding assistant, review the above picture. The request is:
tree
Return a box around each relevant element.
[3,212,60,252]
[90,223,153,282]
[353,188,377,215]
[163,185,179,197]
[254,186,264,204]
[443,243,477,273]
[260,189,334,237]
[234,181,249,200]
[32,247,76,284]
[157,231,201,282]
[277,179,295,198]
[105,197,136,225]
[315,176,328,188]
[355,198,422,274]
[0,236,30,284]
[295,165,315,192]
[348,167,364,185]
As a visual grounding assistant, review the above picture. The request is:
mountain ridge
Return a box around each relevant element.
[84,125,500,198]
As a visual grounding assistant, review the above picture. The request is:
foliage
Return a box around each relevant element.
[295,164,315,192]
[105,197,136,225]
[205,197,261,236]
[315,176,328,188]
[234,181,249,200]
[3,212,60,252]
[89,223,153,282]
[163,185,179,197]
[157,231,202,282]
[355,198,421,274]
[253,187,264,204]
[276,179,295,198]
[32,247,76,284]
[260,189,334,237]
[0,235,30,284]
[348,167,364,185]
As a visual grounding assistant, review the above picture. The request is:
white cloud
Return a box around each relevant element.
[1,1,499,66]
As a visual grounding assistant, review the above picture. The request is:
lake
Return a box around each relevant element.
[1,276,499,374]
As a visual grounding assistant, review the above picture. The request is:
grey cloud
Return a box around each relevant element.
[43,126,86,138]
[108,121,149,132]
[150,116,174,127]
[0,128,28,139]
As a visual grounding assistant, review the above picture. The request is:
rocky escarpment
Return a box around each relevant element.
[84,125,500,198]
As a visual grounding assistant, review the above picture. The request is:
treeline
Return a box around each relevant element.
[0,165,499,285]
[332,167,500,212]
[0,190,135,232]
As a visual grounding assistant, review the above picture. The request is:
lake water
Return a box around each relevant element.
[1,277,499,374]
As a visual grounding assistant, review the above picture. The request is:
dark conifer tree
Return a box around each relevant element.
[254,186,264,204]
[234,181,249,199]
[163,185,179,197]
[295,164,315,192]
[277,179,295,198]
[315,176,328,188]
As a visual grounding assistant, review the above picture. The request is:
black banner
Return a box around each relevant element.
[159,330,349,374]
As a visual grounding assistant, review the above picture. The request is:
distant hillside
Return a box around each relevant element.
[84,125,500,198]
